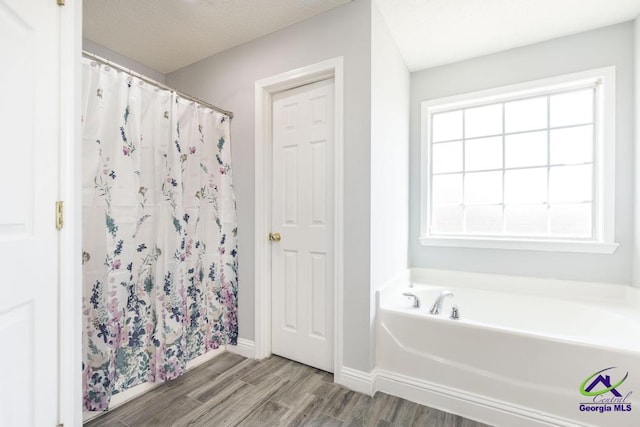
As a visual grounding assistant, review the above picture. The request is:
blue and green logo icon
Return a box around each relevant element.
[579,367,633,414]
[580,367,629,397]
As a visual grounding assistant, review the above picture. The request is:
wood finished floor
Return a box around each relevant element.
[85,353,492,427]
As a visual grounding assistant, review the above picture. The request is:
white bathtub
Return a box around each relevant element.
[375,269,640,427]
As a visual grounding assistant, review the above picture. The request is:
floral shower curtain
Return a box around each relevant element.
[81,58,238,411]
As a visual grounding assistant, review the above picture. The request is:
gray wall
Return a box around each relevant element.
[83,38,167,83]
[410,22,635,284]
[167,0,374,371]
[370,3,410,367]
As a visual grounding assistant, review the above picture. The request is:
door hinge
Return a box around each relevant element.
[56,201,64,230]
[57,0,65,5]
[56,424,64,427]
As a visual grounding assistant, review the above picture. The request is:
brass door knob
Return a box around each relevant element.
[269,232,281,242]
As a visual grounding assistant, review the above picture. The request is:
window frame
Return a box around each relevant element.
[419,67,618,254]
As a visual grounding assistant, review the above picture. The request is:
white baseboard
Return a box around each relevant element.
[227,338,255,359]
[334,366,581,427]
[337,366,375,396]
[374,369,582,427]
[186,347,226,369]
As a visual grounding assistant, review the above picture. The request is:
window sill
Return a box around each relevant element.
[419,236,619,254]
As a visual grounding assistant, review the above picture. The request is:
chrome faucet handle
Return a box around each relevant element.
[402,292,421,308]
[450,304,460,320]
[429,290,454,315]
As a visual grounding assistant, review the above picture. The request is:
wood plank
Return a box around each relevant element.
[384,398,418,426]
[303,414,343,427]
[280,394,326,426]
[205,351,247,373]
[310,381,341,400]
[182,376,288,426]
[270,362,326,408]
[240,356,290,385]
[180,379,252,425]
[134,395,202,427]
[188,359,260,403]
[165,362,220,389]
[411,405,459,427]
[366,392,400,424]
[234,400,289,427]
[84,416,129,427]
[115,385,199,426]
[163,365,222,399]
[341,394,372,427]
[319,387,360,421]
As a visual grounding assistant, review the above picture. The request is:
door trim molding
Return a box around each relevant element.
[59,0,83,425]
[254,57,344,380]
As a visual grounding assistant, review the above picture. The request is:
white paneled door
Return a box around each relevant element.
[271,79,335,372]
[0,0,60,425]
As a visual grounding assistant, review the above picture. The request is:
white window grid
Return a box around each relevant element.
[427,83,600,241]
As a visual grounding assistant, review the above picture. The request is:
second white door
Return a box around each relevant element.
[271,78,335,372]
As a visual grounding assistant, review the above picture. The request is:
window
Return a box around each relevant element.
[420,68,617,253]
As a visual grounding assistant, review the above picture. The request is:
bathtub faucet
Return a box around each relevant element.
[402,292,421,308]
[429,290,454,315]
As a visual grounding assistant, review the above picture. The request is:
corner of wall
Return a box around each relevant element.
[226,338,256,359]
[82,38,167,84]
[337,366,377,396]
[369,0,411,371]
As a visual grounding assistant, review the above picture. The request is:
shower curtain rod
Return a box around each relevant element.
[82,50,234,119]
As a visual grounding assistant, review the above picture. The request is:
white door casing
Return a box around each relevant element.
[0,0,60,425]
[254,57,344,382]
[271,79,335,372]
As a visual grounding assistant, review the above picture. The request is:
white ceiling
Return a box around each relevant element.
[83,0,352,74]
[84,0,640,75]
[375,0,640,72]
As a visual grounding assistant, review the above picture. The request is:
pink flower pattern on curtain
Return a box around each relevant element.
[81,58,238,411]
